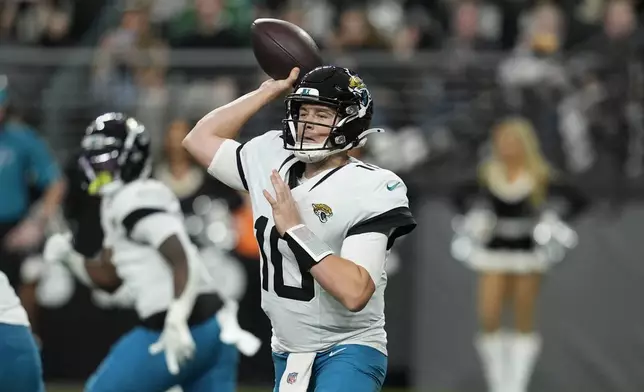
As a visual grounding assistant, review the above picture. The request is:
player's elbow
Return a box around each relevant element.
[342,278,375,313]
[181,131,198,154]
[182,128,224,169]
[343,297,368,313]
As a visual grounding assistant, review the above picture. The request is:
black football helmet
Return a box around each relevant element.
[282,65,383,163]
[78,113,151,195]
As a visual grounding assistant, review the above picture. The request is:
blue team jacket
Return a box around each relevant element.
[0,122,61,222]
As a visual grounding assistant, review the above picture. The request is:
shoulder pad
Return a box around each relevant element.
[245,130,283,150]
[349,162,407,198]
[111,180,180,221]
[343,162,415,246]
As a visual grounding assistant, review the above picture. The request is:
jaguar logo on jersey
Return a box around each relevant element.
[287,372,298,384]
[312,203,333,223]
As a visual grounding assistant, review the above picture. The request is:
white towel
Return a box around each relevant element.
[278,352,316,392]
[216,300,262,356]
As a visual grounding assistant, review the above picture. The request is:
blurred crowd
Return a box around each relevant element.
[1,0,642,187]
[2,0,643,51]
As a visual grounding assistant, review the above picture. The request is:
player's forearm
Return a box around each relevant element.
[196,87,275,139]
[310,255,375,312]
[158,235,191,297]
[158,235,198,317]
[183,87,276,167]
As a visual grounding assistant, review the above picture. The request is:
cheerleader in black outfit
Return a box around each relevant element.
[450,117,588,392]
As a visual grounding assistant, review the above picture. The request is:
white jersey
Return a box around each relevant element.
[100,179,213,319]
[208,131,416,354]
[0,271,29,326]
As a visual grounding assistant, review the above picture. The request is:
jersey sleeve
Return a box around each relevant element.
[206,131,284,192]
[129,213,187,248]
[345,171,417,250]
[340,232,388,284]
[207,139,247,191]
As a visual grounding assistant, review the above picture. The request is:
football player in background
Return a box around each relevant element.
[0,271,44,391]
[183,65,417,391]
[43,113,258,392]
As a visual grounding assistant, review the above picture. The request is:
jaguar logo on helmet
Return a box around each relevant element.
[348,75,366,89]
[347,73,372,114]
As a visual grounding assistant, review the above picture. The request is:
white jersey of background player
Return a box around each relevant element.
[43,113,257,392]
[184,66,417,391]
[0,271,44,391]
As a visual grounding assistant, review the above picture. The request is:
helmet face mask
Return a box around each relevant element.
[79,113,150,195]
[285,100,343,146]
[282,66,379,163]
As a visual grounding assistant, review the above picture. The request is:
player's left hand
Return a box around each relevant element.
[43,232,73,264]
[149,305,196,375]
[263,169,302,236]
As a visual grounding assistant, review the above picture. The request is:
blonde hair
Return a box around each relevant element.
[479,117,553,206]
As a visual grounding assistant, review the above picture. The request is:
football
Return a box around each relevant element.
[251,18,323,83]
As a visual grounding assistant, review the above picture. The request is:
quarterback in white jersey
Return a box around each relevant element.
[184,66,416,391]
[43,113,256,392]
[0,271,44,391]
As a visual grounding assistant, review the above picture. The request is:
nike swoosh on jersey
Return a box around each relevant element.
[386,181,401,191]
[328,347,347,357]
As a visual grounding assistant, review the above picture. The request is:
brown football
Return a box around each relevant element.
[251,18,323,83]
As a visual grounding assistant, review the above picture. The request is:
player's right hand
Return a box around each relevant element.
[259,67,300,99]
[149,303,196,375]
[43,232,73,265]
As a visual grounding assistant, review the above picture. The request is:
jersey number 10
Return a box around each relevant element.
[255,216,315,302]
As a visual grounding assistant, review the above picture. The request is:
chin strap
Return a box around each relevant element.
[345,128,385,150]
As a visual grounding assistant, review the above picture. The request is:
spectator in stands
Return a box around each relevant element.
[92,0,168,113]
[0,76,66,334]
[37,1,73,47]
[154,119,243,221]
[326,6,389,52]
[0,0,72,46]
[498,1,568,168]
[392,7,443,59]
[418,1,499,143]
[443,0,497,53]
[168,0,243,48]
[440,0,498,105]
[577,0,643,189]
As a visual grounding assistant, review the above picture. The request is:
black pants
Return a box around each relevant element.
[0,220,25,292]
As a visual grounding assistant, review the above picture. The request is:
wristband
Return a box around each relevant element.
[283,224,333,271]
